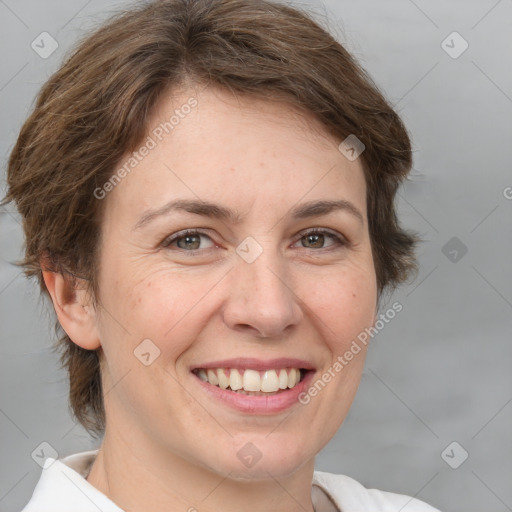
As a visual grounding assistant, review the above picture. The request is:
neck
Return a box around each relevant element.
[86,423,317,512]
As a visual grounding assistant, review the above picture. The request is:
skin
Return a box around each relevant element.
[43,85,378,512]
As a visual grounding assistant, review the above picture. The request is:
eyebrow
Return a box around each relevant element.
[133,198,364,230]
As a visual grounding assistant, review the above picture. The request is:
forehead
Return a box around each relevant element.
[102,86,367,227]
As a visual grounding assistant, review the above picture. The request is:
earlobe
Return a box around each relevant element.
[42,268,101,350]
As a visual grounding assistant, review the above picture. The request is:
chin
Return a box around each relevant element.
[204,437,315,481]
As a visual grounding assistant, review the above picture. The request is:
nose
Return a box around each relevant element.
[222,246,303,339]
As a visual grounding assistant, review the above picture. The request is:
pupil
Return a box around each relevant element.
[305,234,323,248]
[178,235,200,250]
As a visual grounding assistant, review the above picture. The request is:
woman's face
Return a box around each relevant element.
[93,86,377,479]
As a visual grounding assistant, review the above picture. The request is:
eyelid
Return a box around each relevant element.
[161,228,217,250]
[293,227,349,248]
[297,226,346,239]
[161,227,349,252]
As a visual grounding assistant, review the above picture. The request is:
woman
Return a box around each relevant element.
[4,0,441,510]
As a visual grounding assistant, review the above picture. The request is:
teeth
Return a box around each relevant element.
[217,368,229,389]
[243,369,261,391]
[196,367,304,393]
[278,369,288,389]
[261,370,279,392]
[288,368,298,388]
[207,369,218,386]
[229,369,243,390]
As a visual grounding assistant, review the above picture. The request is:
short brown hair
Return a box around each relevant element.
[3,0,419,436]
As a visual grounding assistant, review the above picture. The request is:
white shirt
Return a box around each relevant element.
[21,450,441,512]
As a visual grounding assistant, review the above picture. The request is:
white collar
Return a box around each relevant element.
[22,449,440,512]
[22,450,343,512]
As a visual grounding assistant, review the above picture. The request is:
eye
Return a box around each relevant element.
[294,228,347,250]
[161,228,348,254]
[161,229,215,251]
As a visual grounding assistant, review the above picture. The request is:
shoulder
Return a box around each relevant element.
[20,450,123,512]
[312,470,442,512]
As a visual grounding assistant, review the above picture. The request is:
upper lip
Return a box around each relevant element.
[191,357,316,371]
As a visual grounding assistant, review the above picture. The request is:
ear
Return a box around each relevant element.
[42,266,101,350]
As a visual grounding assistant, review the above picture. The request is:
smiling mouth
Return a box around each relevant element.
[192,367,309,395]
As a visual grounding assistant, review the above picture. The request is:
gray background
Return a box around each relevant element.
[1,0,511,511]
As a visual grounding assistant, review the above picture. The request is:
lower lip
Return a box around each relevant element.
[192,371,315,414]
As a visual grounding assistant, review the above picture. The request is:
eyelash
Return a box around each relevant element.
[161,228,348,253]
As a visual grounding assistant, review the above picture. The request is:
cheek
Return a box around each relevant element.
[106,267,218,363]
[311,265,377,350]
